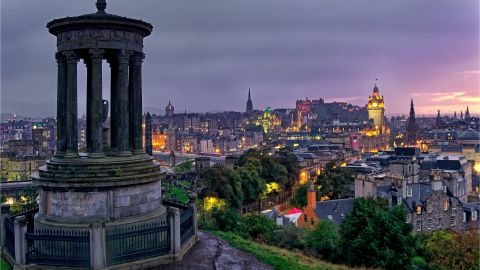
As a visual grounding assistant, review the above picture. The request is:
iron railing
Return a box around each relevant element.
[180,206,194,245]
[4,217,15,257]
[26,229,91,269]
[106,220,170,266]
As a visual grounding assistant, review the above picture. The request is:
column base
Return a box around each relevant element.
[131,149,144,155]
[63,152,79,158]
[53,151,66,158]
[116,151,132,157]
[87,152,106,158]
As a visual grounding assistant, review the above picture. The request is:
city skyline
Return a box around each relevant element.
[1,0,479,117]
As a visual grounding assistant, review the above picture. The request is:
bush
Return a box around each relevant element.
[210,207,241,231]
[305,220,340,260]
[271,224,306,250]
[241,214,278,241]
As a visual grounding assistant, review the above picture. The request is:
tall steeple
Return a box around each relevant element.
[406,98,418,145]
[465,106,471,119]
[454,111,457,119]
[246,88,253,113]
[436,110,442,129]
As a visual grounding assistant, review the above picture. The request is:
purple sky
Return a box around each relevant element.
[1,0,479,117]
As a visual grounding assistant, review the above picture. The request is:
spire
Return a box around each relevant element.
[409,98,415,116]
[248,88,251,100]
[96,0,107,14]
[454,111,457,119]
[465,106,471,119]
[246,88,253,113]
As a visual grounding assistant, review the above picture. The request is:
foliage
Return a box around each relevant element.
[174,160,194,173]
[1,257,12,270]
[305,220,340,260]
[271,224,306,250]
[210,207,241,231]
[316,160,354,199]
[338,197,415,269]
[242,214,278,241]
[426,230,480,270]
[275,147,300,188]
[199,166,243,208]
[211,231,360,270]
[163,183,189,205]
[290,184,320,208]
[238,158,265,203]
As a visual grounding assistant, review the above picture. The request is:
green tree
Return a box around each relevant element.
[305,220,340,260]
[199,166,244,208]
[426,230,479,270]
[174,160,193,173]
[238,158,265,203]
[276,147,300,188]
[210,208,241,231]
[241,214,278,241]
[290,184,320,208]
[316,160,353,199]
[338,197,415,269]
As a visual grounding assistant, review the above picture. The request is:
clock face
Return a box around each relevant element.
[372,102,378,108]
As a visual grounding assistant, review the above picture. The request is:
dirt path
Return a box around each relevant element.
[158,231,273,270]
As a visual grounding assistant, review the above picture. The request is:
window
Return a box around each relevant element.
[406,214,411,223]
[427,219,432,230]
[416,220,422,231]
[442,186,447,193]
[463,212,466,223]
[450,216,455,226]
[310,218,314,225]
[304,214,308,222]
[443,200,449,211]
[416,206,422,215]
[406,189,412,197]
[427,203,432,213]
[473,210,478,221]
[438,217,443,228]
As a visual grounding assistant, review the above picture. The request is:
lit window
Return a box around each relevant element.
[416,206,422,215]
[443,200,449,211]
[416,220,422,231]
[427,219,432,230]
[450,216,455,226]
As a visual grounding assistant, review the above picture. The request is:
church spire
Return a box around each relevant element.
[246,88,253,113]
[465,106,470,119]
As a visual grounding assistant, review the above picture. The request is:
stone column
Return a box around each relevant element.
[90,222,106,270]
[63,50,79,158]
[87,49,106,157]
[115,50,132,156]
[172,208,181,254]
[0,204,10,252]
[55,52,67,157]
[109,59,118,153]
[129,53,145,154]
[14,215,27,266]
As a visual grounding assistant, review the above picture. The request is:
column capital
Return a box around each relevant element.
[116,49,133,64]
[62,50,79,64]
[130,52,145,65]
[55,52,66,64]
[89,48,105,63]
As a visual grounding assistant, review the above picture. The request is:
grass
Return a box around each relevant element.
[0,257,11,270]
[163,184,190,204]
[211,231,363,270]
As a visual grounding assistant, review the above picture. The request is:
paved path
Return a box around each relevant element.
[159,231,273,270]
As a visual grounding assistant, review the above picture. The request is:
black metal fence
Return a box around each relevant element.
[26,229,91,269]
[180,206,194,245]
[4,217,15,257]
[106,220,170,266]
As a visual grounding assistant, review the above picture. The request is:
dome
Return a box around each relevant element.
[457,129,480,141]
[166,101,174,111]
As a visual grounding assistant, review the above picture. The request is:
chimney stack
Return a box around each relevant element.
[307,182,317,209]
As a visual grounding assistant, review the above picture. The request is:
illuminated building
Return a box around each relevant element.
[359,84,390,153]
[255,107,281,133]
[151,128,166,151]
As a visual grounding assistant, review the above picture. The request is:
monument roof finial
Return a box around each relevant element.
[96,0,107,14]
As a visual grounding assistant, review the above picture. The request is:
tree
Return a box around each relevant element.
[210,208,241,232]
[426,230,480,270]
[199,166,244,208]
[305,220,340,260]
[241,214,278,241]
[174,160,193,173]
[316,160,354,199]
[290,184,320,208]
[276,147,300,188]
[338,197,415,269]
[238,158,265,203]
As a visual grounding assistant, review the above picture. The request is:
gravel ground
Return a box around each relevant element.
[159,231,273,270]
